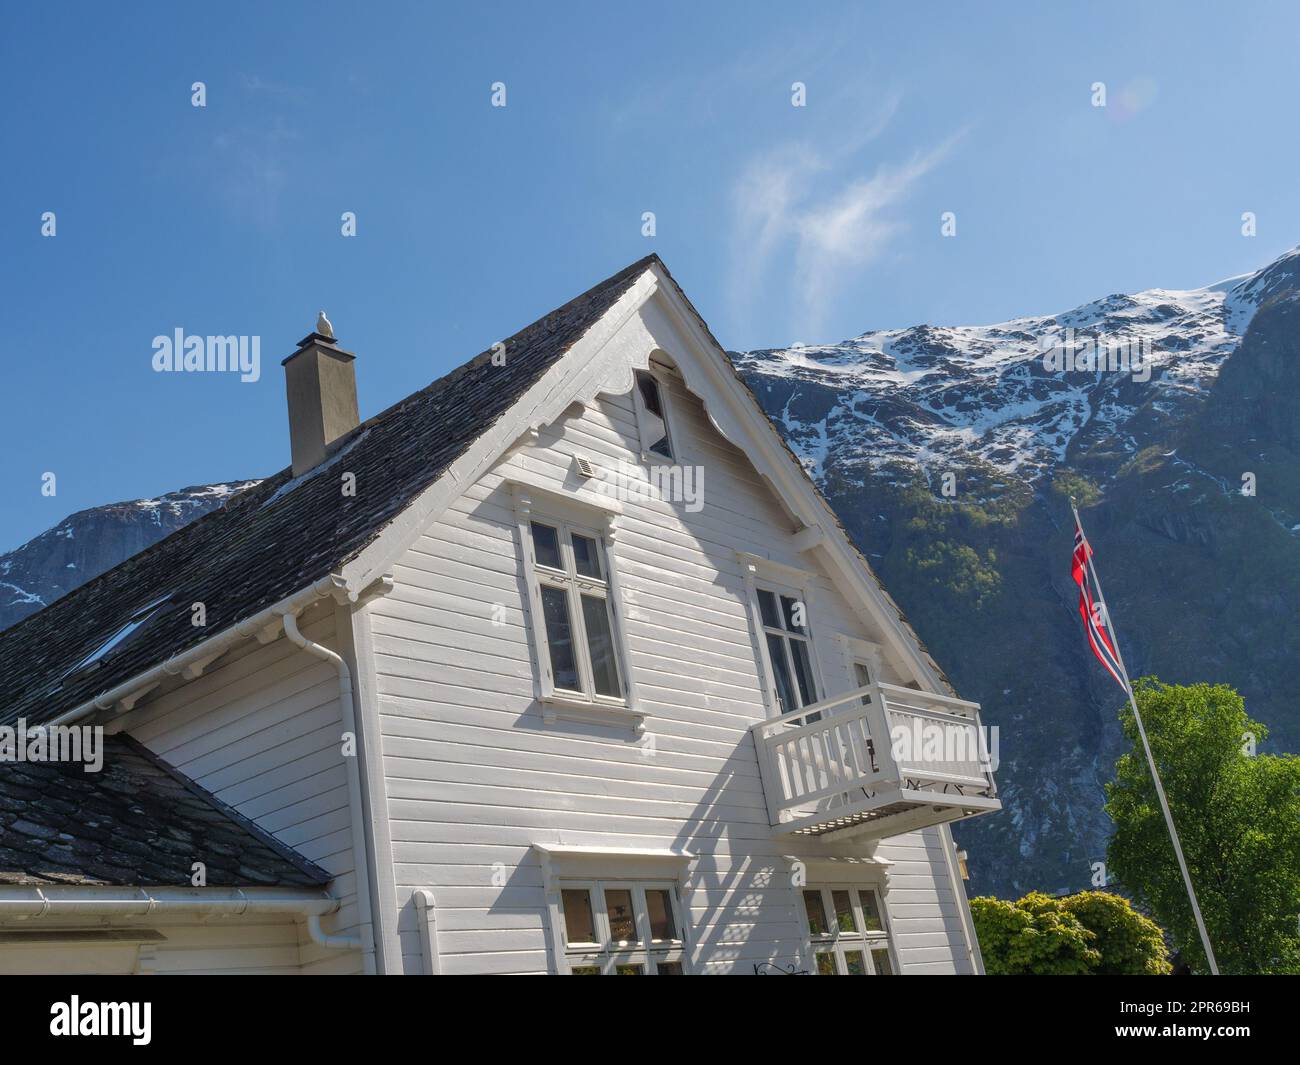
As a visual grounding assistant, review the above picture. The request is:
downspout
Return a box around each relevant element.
[280,611,378,972]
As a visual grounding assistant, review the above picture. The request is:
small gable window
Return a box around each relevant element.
[633,370,674,461]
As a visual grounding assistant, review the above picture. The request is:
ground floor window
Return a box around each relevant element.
[802,884,897,974]
[559,880,688,974]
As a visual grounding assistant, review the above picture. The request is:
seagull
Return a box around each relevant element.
[316,310,334,339]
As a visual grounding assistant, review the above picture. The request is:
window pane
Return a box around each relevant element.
[789,638,817,706]
[571,534,602,580]
[605,888,638,942]
[871,947,894,975]
[570,965,602,975]
[541,586,580,691]
[637,369,665,417]
[802,890,829,936]
[860,889,884,932]
[645,889,677,940]
[614,963,644,975]
[832,890,857,933]
[814,952,837,975]
[531,522,562,570]
[843,950,867,975]
[655,960,684,975]
[757,589,781,629]
[561,889,597,944]
[854,661,873,705]
[767,634,798,714]
[580,594,622,699]
[780,595,805,634]
[636,372,672,458]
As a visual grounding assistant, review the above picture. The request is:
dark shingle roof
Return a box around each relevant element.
[0,255,655,728]
[0,735,330,887]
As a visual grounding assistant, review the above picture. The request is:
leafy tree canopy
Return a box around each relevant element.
[1105,679,1300,974]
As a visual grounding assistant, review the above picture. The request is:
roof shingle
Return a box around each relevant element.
[0,735,330,887]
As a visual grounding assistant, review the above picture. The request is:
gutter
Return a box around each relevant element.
[0,887,356,951]
[47,574,356,728]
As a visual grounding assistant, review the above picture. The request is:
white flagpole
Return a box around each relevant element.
[1072,501,1219,975]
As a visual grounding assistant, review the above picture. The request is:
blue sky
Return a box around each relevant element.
[1,0,1297,551]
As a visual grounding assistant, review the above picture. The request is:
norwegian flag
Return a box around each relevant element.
[1071,518,1128,692]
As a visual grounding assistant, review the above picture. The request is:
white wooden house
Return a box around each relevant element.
[0,256,999,974]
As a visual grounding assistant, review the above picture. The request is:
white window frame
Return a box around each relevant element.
[837,632,884,702]
[512,483,643,733]
[737,553,826,718]
[534,845,694,975]
[631,366,678,463]
[800,882,899,975]
[556,879,689,975]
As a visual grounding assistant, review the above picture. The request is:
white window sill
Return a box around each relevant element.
[541,695,646,734]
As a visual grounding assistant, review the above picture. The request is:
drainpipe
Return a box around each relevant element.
[279,610,378,973]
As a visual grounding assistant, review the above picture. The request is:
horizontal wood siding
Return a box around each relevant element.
[121,605,363,974]
[371,369,975,974]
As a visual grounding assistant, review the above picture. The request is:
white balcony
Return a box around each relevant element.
[750,681,1000,841]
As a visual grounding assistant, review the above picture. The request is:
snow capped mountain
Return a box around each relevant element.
[734,246,1300,897]
[735,249,1300,489]
[0,482,261,631]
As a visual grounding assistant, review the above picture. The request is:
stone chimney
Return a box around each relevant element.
[282,326,360,476]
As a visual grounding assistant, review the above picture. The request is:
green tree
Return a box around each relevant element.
[970,892,1099,975]
[1105,679,1300,974]
[971,891,1169,974]
[1058,891,1170,975]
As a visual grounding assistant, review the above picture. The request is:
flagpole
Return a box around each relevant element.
[1071,501,1220,975]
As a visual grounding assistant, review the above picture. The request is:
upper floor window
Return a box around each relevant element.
[633,369,674,461]
[560,880,688,974]
[757,587,818,714]
[802,885,897,975]
[527,518,624,702]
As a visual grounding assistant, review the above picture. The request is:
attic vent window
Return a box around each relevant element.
[574,456,597,480]
[62,595,171,679]
[633,370,674,461]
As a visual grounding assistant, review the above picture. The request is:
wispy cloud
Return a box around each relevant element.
[729,99,960,341]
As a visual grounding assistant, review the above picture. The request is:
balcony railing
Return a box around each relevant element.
[750,681,1000,840]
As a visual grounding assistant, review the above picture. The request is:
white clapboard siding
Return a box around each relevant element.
[121,604,363,974]
[369,369,977,975]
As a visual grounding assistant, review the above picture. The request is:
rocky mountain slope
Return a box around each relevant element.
[734,248,1300,896]
[0,483,260,631]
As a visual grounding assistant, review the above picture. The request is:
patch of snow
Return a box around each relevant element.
[0,582,45,606]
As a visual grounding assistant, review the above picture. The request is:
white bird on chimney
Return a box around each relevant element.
[316,310,334,339]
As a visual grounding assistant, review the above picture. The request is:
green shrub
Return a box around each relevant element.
[972,890,1170,975]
